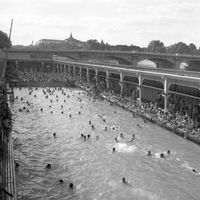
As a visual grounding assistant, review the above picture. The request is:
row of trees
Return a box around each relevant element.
[87,39,200,55]
[0,28,199,55]
[0,30,11,51]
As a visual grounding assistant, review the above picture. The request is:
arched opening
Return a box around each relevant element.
[138,58,174,69]
[109,73,120,94]
[137,59,156,68]
[185,60,200,71]
[142,79,164,106]
[123,76,139,98]
[168,84,200,118]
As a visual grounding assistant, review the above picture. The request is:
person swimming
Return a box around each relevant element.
[130,134,135,141]
[81,134,84,138]
[69,183,74,188]
[115,137,119,142]
[87,134,90,138]
[53,133,56,138]
[192,169,200,175]
[79,111,81,115]
[91,125,95,129]
[122,177,128,184]
[89,120,92,124]
[147,151,152,156]
[61,111,64,114]
[69,114,72,118]
[104,126,107,131]
[59,179,64,183]
[160,153,165,158]
[112,147,116,152]
[120,133,124,138]
[167,150,170,155]
[46,164,51,169]
[51,111,53,114]
[15,162,20,169]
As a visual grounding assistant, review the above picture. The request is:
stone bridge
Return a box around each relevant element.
[8,49,200,70]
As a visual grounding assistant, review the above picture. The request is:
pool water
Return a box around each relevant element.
[11,87,200,200]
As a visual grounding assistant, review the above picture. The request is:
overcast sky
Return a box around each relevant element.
[1,0,200,47]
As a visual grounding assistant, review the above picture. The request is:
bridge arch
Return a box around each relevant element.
[184,60,200,71]
[137,58,174,69]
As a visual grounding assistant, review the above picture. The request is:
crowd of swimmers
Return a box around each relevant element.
[77,77,200,145]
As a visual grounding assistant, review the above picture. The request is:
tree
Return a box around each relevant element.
[0,30,11,51]
[146,40,166,53]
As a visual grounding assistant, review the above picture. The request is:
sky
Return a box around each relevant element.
[1,0,200,47]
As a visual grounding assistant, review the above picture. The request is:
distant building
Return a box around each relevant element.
[35,39,64,45]
[35,33,85,48]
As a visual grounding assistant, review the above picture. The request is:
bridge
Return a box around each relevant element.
[8,49,200,70]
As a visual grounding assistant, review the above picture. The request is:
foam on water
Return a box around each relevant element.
[114,142,137,153]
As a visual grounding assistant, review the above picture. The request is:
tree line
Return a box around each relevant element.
[1,29,200,55]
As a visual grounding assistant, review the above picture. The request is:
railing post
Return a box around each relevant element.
[119,72,124,97]
[138,73,143,105]
[106,70,109,90]
[86,67,89,84]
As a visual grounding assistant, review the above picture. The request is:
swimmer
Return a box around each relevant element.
[87,134,90,138]
[103,119,106,122]
[41,108,43,112]
[192,169,200,175]
[79,111,81,115]
[69,114,72,118]
[160,153,165,158]
[112,147,116,152]
[147,151,152,156]
[89,120,92,124]
[61,111,64,114]
[83,135,87,140]
[91,125,95,129]
[49,105,51,108]
[15,162,20,169]
[115,137,119,142]
[120,133,124,138]
[23,106,26,110]
[19,109,22,112]
[81,134,84,138]
[53,133,56,138]
[69,183,74,189]
[51,111,53,114]
[27,110,29,113]
[167,150,170,155]
[104,126,107,131]
[46,164,51,169]
[122,177,128,184]
[59,179,64,183]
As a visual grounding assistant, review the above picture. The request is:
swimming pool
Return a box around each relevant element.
[11,87,200,200]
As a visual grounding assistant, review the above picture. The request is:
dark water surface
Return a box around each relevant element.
[11,88,200,200]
